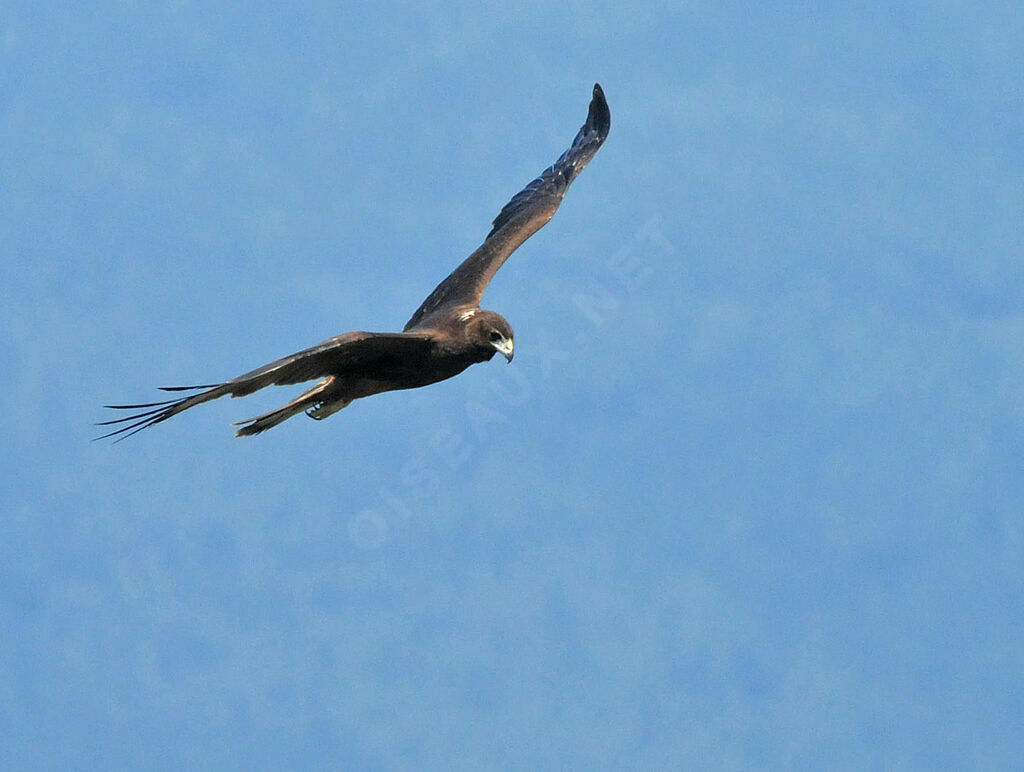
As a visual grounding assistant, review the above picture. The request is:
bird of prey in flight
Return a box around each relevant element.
[98,84,610,441]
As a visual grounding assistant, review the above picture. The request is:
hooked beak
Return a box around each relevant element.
[493,337,514,363]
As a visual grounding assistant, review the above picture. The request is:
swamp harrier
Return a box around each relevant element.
[98,84,610,440]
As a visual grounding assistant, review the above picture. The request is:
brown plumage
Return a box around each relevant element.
[98,84,610,440]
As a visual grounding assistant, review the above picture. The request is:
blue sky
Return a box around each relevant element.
[3,2,1023,767]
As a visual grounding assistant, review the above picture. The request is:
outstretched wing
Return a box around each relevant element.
[404,83,611,331]
[96,331,434,441]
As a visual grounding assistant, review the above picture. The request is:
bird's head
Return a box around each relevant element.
[465,310,515,363]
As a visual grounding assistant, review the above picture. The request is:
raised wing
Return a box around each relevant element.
[404,83,610,331]
[96,331,434,441]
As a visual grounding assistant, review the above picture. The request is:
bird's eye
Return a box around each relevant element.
[489,330,503,342]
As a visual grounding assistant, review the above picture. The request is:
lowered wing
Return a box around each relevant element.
[97,331,434,441]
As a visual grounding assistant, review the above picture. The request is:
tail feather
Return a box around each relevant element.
[232,377,339,437]
[232,402,310,437]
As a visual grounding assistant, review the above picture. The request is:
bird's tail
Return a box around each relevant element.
[232,377,344,437]
[95,383,230,442]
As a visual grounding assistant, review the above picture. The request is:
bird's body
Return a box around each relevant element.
[99,85,609,440]
[231,310,512,435]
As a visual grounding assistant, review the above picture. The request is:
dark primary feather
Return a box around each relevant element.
[404,83,610,331]
[96,332,434,441]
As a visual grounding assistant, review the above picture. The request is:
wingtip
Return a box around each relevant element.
[588,83,610,137]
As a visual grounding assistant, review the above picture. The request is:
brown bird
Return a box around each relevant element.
[98,84,610,441]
